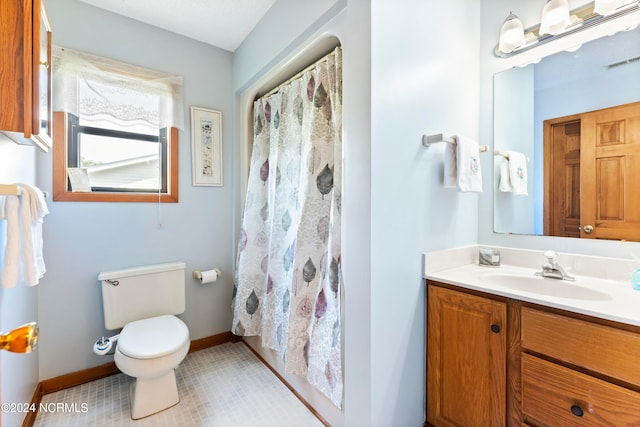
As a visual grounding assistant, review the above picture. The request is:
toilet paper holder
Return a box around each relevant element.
[192,268,221,281]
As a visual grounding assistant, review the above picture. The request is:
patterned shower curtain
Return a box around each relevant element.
[231,47,343,407]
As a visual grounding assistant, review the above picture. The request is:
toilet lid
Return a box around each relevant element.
[118,315,189,360]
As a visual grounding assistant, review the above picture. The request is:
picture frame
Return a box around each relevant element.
[190,106,223,186]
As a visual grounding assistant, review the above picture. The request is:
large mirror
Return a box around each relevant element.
[493,25,640,241]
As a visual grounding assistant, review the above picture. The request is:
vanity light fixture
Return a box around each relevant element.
[595,0,629,15]
[498,12,526,53]
[540,0,573,36]
[495,0,640,58]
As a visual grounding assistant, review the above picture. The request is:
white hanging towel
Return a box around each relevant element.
[20,183,49,282]
[443,143,457,188]
[0,184,49,288]
[454,135,483,192]
[0,195,20,288]
[505,151,528,196]
[499,157,513,192]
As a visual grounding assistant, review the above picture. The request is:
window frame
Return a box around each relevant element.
[52,112,179,202]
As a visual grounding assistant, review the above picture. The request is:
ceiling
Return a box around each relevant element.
[78,0,278,52]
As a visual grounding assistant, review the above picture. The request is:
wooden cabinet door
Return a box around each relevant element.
[0,0,51,151]
[0,0,32,134]
[580,101,640,240]
[31,0,52,147]
[427,285,507,427]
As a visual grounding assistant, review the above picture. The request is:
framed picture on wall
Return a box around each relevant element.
[190,106,223,186]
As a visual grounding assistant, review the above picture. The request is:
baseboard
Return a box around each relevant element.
[21,382,42,427]
[40,362,120,395]
[189,331,240,352]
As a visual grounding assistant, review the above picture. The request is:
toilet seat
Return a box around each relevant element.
[118,315,189,360]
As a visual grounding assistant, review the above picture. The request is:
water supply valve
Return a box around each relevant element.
[93,334,119,355]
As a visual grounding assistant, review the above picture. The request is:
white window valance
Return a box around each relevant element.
[52,46,185,131]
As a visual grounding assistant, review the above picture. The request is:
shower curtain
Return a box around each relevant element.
[232,47,343,407]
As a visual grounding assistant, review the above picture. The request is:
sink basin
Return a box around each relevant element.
[479,271,612,301]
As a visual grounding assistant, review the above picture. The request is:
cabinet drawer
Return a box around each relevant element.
[522,354,640,426]
[521,307,640,385]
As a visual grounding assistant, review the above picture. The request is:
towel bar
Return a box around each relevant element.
[422,133,456,146]
[422,134,488,152]
[0,184,20,196]
[0,184,49,198]
[494,149,530,163]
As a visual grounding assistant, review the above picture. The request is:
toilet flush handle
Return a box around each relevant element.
[105,279,119,286]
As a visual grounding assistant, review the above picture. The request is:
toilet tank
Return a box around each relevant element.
[98,262,186,330]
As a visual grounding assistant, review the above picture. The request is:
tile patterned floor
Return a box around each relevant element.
[35,342,325,427]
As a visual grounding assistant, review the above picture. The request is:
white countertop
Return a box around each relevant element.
[424,246,640,327]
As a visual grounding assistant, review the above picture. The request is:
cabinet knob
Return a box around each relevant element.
[570,405,584,417]
[490,324,501,334]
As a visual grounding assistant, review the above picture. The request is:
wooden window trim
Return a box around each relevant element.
[52,112,179,202]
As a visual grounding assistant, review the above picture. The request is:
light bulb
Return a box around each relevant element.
[539,0,571,36]
[594,0,627,16]
[498,13,526,53]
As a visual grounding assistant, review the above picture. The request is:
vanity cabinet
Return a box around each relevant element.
[520,307,640,426]
[426,281,640,427]
[426,284,507,426]
[0,0,52,151]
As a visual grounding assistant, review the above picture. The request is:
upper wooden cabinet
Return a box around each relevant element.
[0,0,52,151]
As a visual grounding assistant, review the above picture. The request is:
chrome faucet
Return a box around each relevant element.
[535,250,575,281]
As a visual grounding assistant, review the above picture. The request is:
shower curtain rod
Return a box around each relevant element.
[260,47,340,99]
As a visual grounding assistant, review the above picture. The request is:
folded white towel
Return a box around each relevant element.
[443,143,457,188]
[20,184,49,282]
[499,157,513,192]
[1,195,20,288]
[20,183,49,220]
[454,135,483,193]
[18,187,37,286]
[505,151,528,196]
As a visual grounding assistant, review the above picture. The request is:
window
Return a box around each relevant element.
[52,47,183,202]
[68,113,166,192]
[53,113,178,202]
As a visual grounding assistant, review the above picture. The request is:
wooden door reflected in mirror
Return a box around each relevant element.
[544,101,640,241]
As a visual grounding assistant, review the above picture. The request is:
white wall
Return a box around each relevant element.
[38,0,235,380]
[0,136,39,427]
[479,0,640,258]
[371,1,480,425]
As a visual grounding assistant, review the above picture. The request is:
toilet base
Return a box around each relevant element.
[129,368,179,419]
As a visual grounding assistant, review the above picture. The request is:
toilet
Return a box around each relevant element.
[98,262,190,419]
